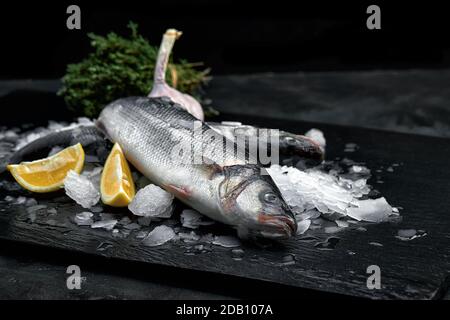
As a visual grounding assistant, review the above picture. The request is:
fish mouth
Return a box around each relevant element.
[257,214,297,239]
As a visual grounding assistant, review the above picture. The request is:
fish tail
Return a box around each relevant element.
[8,125,109,165]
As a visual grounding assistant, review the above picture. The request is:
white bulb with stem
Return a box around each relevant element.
[148,29,204,121]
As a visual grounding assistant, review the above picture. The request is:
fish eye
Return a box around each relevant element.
[263,192,278,203]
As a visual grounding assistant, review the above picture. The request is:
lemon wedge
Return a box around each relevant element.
[100,143,135,207]
[7,143,85,193]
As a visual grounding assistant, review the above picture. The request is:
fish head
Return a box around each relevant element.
[219,165,297,239]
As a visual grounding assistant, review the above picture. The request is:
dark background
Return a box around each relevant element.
[1,0,449,78]
[2,1,450,301]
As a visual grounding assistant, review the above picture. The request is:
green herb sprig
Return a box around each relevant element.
[58,22,210,117]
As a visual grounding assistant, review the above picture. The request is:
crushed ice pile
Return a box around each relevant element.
[268,164,398,234]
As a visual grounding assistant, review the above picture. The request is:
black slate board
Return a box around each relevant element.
[1,113,450,300]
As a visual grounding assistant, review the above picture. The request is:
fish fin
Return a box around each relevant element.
[165,184,191,198]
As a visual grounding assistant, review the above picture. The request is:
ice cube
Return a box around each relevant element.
[346,197,393,222]
[77,117,94,125]
[142,225,176,247]
[397,229,417,238]
[91,219,117,230]
[48,121,66,131]
[296,210,321,221]
[335,220,349,228]
[212,235,241,248]
[178,231,201,243]
[64,170,100,208]
[74,212,94,226]
[304,128,326,149]
[180,209,213,229]
[128,184,174,218]
[395,229,427,241]
[324,226,341,234]
[135,231,149,239]
[312,218,325,225]
[349,165,371,176]
[297,219,311,235]
[15,196,27,205]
